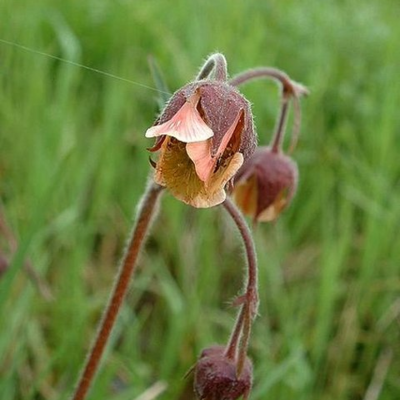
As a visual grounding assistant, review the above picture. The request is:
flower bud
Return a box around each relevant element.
[233,146,298,222]
[194,345,253,400]
[146,79,256,208]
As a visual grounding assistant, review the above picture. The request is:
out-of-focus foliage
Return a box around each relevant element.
[0,1,399,399]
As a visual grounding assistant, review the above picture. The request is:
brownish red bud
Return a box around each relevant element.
[146,67,256,208]
[233,146,298,223]
[193,345,253,400]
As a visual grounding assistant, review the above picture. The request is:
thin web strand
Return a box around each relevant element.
[0,38,172,96]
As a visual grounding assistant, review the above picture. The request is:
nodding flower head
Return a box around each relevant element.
[193,345,253,400]
[229,68,307,223]
[233,146,298,223]
[146,78,256,208]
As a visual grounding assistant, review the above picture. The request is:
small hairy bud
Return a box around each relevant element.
[233,146,298,222]
[194,345,253,400]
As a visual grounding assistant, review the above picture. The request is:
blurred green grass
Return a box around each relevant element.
[1,0,399,399]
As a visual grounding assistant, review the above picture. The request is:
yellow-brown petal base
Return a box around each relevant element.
[155,138,243,208]
[234,177,289,222]
[232,175,258,218]
[256,190,288,222]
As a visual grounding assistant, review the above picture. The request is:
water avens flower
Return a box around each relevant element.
[146,54,256,208]
[70,56,312,400]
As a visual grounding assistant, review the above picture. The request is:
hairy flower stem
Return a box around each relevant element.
[71,182,164,400]
[196,53,228,82]
[271,94,290,153]
[225,306,245,361]
[229,67,307,96]
[222,197,258,375]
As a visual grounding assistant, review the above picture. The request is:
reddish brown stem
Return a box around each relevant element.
[225,306,245,361]
[237,304,252,376]
[271,94,290,153]
[71,182,164,400]
[222,197,258,374]
[196,53,228,82]
[229,67,308,97]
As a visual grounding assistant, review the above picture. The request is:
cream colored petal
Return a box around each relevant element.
[207,152,244,193]
[145,93,214,143]
[256,191,288,222]
[190,152,244,208]
[185,139,215,182]
[233,174,258,218]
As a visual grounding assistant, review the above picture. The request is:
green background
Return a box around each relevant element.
[1,1,399,399]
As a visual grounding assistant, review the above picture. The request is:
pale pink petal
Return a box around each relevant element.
[186,139,215,182]
[145,92,214,143]
[186,109,243,183]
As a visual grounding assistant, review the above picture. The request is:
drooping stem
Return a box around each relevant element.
[222,197,258,374]
[224,306,245,361]
[229,67,308,97]
[196,53,228,82]
[71,182,164,400]
[237,303,252,376]
[271,94,290,153]
[223,198,258,317]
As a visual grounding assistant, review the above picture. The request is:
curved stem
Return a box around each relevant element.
[196,53,228,82]
[71,182,164,400]
[222,198,258,374]
[225,306,245,361]
[237,303,252,376]
[229,67,308,98]
[271,94,290,153]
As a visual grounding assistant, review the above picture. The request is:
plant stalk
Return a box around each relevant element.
[229,67,308,97]
[222,197,258,375]
[271,94,290,153]
[71,182,164,400]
